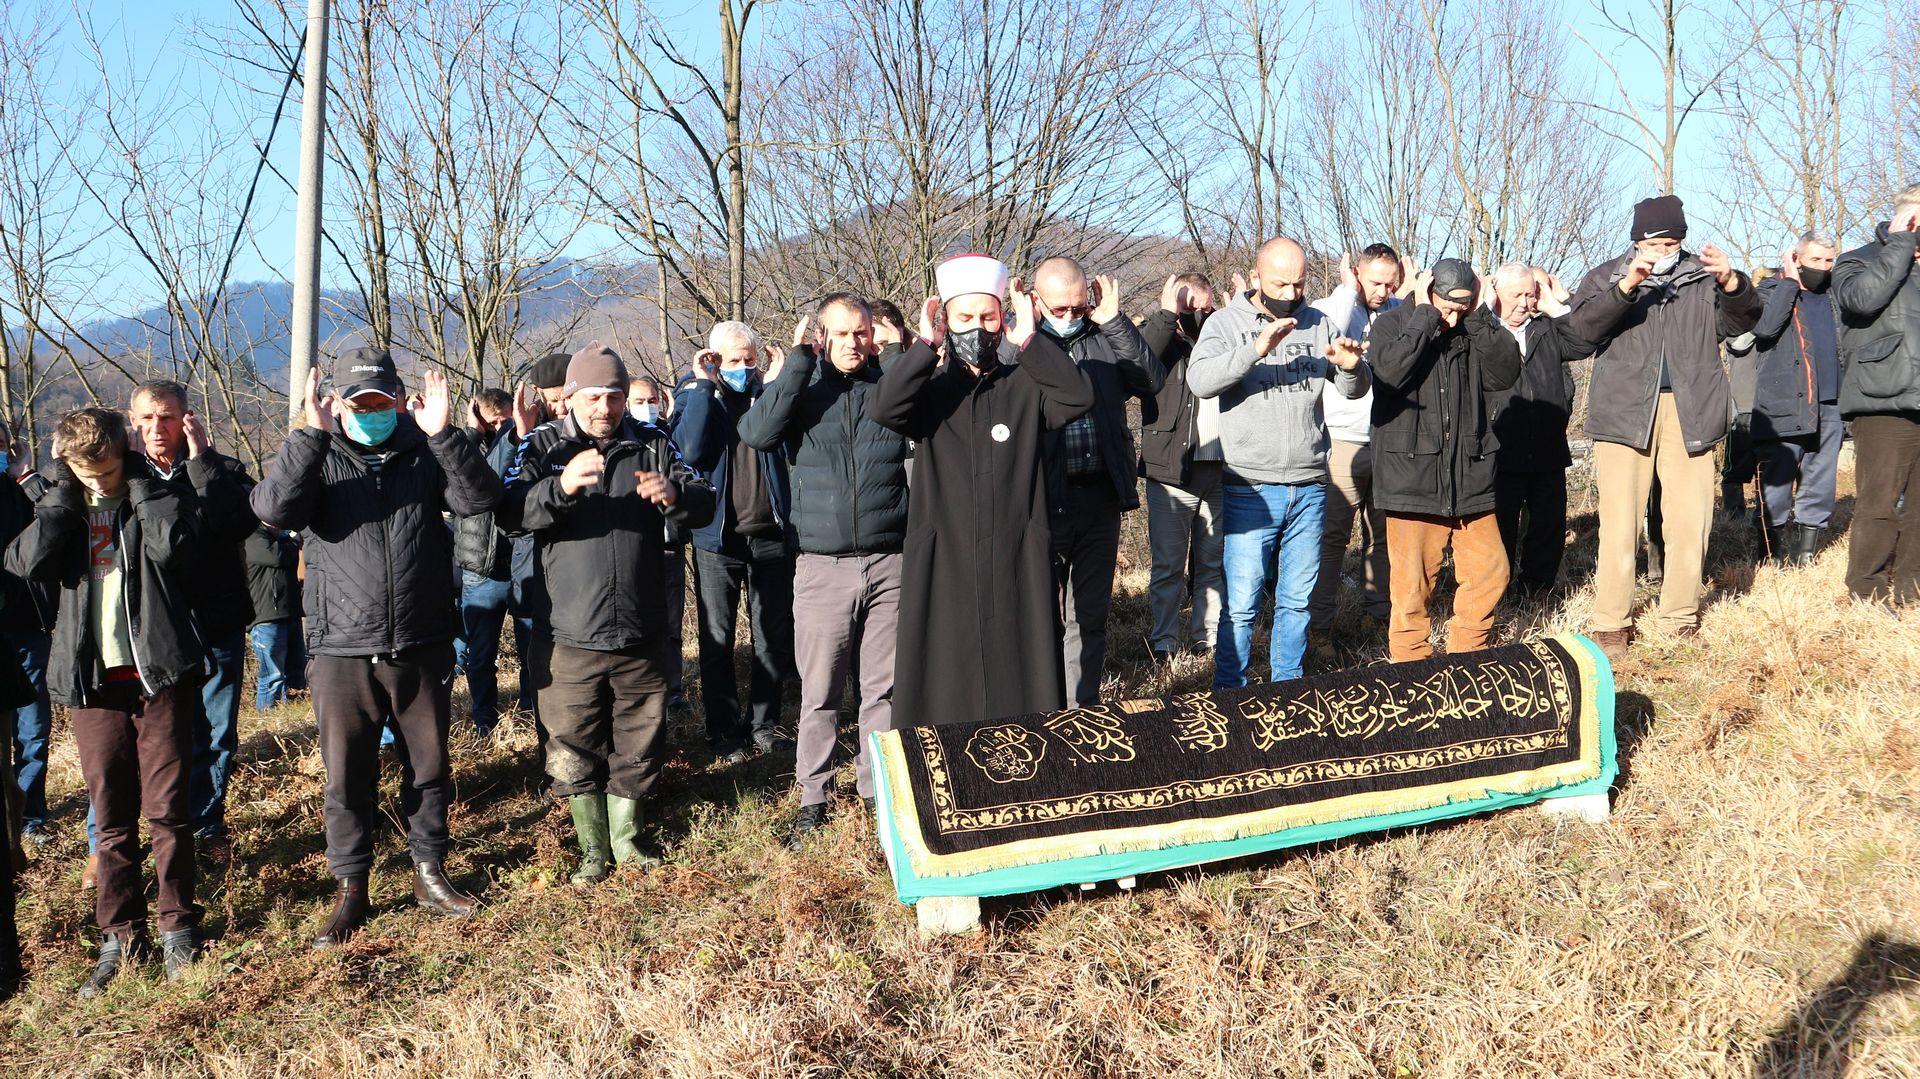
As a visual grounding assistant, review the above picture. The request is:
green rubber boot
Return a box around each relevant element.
[568,794,614,886]
[606,795,661,869]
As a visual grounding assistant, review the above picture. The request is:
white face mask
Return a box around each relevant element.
[633,403,659,426]
[1650,250,1681,276]
[1043,315,1085,339]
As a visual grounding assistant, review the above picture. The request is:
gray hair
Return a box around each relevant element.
[1491,263,1537,290]
[1895,183,1920,219]
[707,320,762,352]
[1796,230,1839,254]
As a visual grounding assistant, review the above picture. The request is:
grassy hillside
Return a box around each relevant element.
[2,459,1917,1077]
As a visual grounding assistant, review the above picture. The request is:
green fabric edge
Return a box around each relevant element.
[878,634,1619,905]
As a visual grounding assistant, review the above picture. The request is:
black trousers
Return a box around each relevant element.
[1050,478,1122,706]
[1847,413,1920,602]
[537,638,671,801]
[694,533,794,752]
[1,716,20,989]
[310,642,456,878]
[1494,469,1569,591]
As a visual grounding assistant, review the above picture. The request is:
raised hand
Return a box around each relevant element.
[1408,270,1435,307]
[691,349,722,384]
[302,368,336,433]
[1255,317,1297,357]
[763,342,788,383]
[1779,246,1801,284]
[1621,249,1660,293]
[1007,276,1038,348]
[791,313,817,353]
[1700,243,1737,291]
[1231,271,1249,296]
[411,370,453,436]
[1340,251,1357,292]
[512,381,544,437]
[1091,274,1122,325]
[1326,336,1365,371]
[1158,274,1180,313]
[634,469,678,507]
[7,439,26,478]
[560,447,606,495]
[183,411,213,458]
[918,296,946,346]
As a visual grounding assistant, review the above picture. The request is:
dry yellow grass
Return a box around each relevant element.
[2,458,1917,1077]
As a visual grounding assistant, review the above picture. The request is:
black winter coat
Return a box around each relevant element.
[1569,250,1760,452]
[1833,223,1920,417]
[5,460,204,706]
[1039,315,1163,512]
[499,414,714,651]
[1493,313,1597,473]
[1748,275,1842,439]
[1370,304,1523,517]
[149,451,258,638]
[249,419,502,657]
[736,348,909,556]
[0,474,52,634]
[868,334,1094,728]
[1137,306,1212,487]
[244,526,302,625]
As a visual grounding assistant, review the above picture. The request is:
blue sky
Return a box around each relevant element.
[70,0,1736,315]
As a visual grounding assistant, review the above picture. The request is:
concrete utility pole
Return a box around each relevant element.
[288,0,332,424]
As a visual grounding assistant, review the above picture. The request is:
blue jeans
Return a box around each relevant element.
[1215,481,1326,689]
[190,629,247,834]
[6,629,52,827]
[455,570,533,734]
[249,620,304,710]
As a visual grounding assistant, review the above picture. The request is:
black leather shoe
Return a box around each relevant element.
[787,802,829,852]
[413,863,477,917]
[161,929,199,981]
[78,933,134,999]
[313,875,370,950]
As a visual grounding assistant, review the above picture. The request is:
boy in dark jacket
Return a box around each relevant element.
[502,344,714,883]
[738,295,910,848]
[251,349,503,948]
[6,408,204,996]
[244,526,304,710]
[1369,260,1523,662]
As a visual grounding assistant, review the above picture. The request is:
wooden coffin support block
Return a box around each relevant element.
[879,634,1620,937]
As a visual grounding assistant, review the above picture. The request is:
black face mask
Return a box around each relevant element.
[946,327,1003,369]
[1799,267,1831,292]
[1257,291,1302,320]
[1178,312,1207,339]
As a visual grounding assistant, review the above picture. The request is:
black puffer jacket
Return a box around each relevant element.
[500,414,715,650]
[1137,305,1212,486]
[453,430,520,578]
[149,451,257,638]
[1834,223,1920,416]
[1493,313,1597,473]
[5,460,203,706]
[244,526,302,625]
[1570,249,1760,452]
[735,348,909,556]
[250,418,502,657]
[1370,304,1523,517]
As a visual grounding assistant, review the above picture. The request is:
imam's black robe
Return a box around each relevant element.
[868,334,1094,728]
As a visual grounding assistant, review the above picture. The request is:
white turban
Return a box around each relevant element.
[935,254,1009,304]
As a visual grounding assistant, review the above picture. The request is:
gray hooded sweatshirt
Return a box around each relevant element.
[1186,291,1372,486]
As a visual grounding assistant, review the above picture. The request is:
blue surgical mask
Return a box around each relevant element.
[340,408,398,446]
[1043,315,1085,339]
[720,368,752,393]
[633,403,659,426]
[0,451,12,474]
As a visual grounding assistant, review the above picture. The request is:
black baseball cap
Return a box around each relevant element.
[1429,259,1478,304]
[330,347,403,400]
